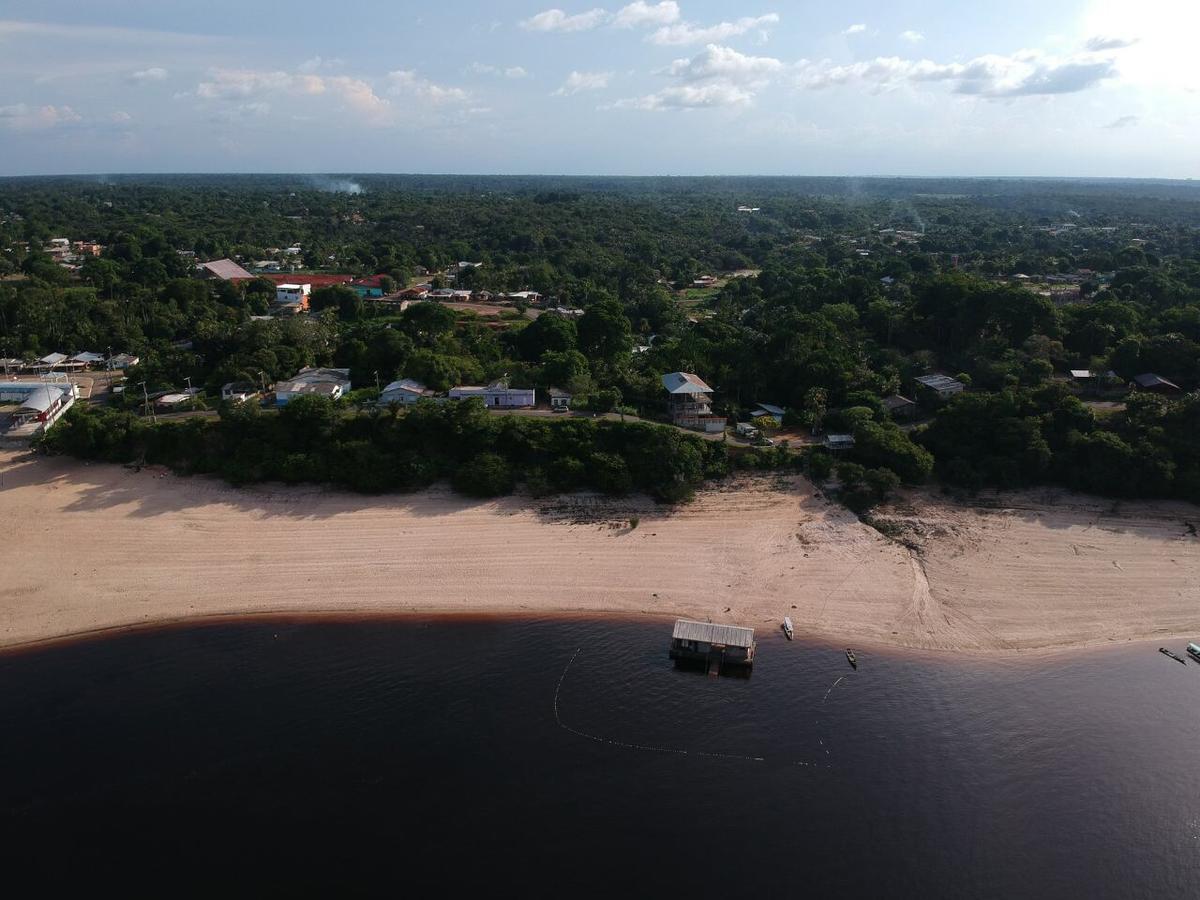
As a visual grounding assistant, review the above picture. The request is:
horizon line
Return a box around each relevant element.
[0,171,1197,182]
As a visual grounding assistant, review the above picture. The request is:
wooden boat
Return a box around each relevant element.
[1188,643,1200,664]
[781,617,794,641]
[845,649,858,670]
[1159,647,1188,665]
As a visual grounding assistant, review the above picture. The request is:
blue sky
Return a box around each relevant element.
[0,0,1195,176]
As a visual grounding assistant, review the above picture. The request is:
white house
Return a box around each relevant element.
[548,387,572,411]
[449,379,535,409]
[275,283,311,311]
[107,353,141,370]
[0,381,77,433]
[662,371,725,433]
[273,367,352,406]
[380,378,437,405]
[221,382,259,402]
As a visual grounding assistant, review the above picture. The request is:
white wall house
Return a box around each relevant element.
[379,378,437,405]
[273,367,352,406]
[449,380,535,409]
[275,283,311,310]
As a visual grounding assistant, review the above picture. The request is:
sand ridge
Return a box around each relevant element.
[1,450,1197,652]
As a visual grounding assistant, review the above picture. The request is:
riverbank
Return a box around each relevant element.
[1,449,1197,653]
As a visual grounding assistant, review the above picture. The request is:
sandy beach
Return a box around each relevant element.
[1,448,1197,653]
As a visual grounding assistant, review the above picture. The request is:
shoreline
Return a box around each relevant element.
[2,449,1198,655]
[1,605,1195,663]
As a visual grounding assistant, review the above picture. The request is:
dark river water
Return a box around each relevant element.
[2,617,1198,896]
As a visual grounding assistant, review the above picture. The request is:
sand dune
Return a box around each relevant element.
[1,449,1197,652]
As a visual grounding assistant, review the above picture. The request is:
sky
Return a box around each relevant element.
[0,0,1196,177]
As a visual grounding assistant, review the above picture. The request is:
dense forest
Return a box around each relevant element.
[4,174,1200,505]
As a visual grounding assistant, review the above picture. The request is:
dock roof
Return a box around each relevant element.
[672,619,755,649]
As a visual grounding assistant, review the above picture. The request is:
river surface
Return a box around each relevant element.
[2,617,1198,896]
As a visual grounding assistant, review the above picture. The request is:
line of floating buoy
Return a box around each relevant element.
[552,648,828,768]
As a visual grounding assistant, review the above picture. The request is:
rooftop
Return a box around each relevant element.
[672,619,755,649]
[198,258,253,280]
[915,374,964,391]
[662,371,714,395]
[1133,373,1181,390]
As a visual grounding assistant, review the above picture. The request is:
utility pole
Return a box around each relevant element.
[374,370,380,393]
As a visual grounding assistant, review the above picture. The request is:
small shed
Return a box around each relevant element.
[749,402,785,425]
[669,619,756,670]
[824,433,856,451]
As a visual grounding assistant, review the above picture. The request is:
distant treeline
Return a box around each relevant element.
[38,397,733,502]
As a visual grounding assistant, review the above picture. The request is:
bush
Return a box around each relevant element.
[590,451,633,495]
[807,449,834,480]
[453,452,515,497]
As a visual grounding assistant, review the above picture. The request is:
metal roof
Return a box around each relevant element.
[199,258,253,280]
[915,374,964,390]
[662,372,714,395]
[15,384,68,414]
[381,378,434,396]
[882,394,914,409]
[39,352,68,365]
[1133,373,1180,390]
[671,619,755,648]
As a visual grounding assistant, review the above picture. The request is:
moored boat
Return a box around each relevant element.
[1188,643,1200,664]
[845,649,857,670]
[1159,647,1187,665]
[782,617,794,641]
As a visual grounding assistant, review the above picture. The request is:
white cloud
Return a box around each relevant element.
[649,13,779,46]
[615,81,753,110]
[553,70,612,95]
[661,44,782,84]
[620,44,779,111]
[110,110,133,123]
[196,69,294,100]
[469,62,529,78]
[843,24,867,36]
[900,30,924,43]
[297,56,346,73]
[387,69,469,103]
[1084,35,1138,51]
[193,67,464,128]
[614,1,680,28]
[0,103,82,130]
[795,50,1119,98]
[128,66,168,83]
[521,8,609,32]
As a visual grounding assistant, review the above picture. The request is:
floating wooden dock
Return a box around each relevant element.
[668,619,756,673]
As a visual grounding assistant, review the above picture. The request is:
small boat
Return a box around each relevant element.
[782,617,794,641]
[1188,643,1200,664]
[1159,647,1188,665]
[845,649,858,670]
